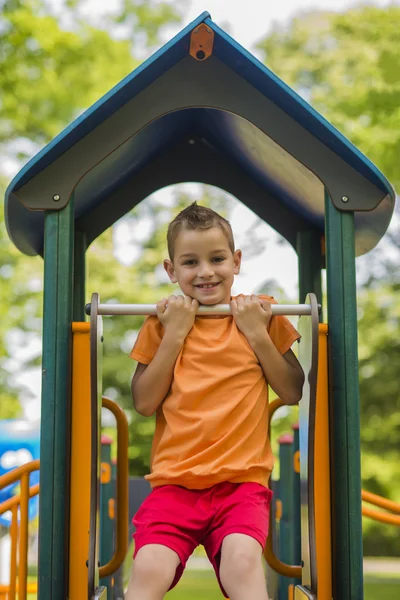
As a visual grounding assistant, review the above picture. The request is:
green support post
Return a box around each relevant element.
[100,435,114,596]
[296,230,323,318]
[112,459,125,600]
[266,478,280,599]
[73,230,87,321]
[38,200,74,600]
[278,434,295,600]
[292,424,301,585]
[325,190,363,600]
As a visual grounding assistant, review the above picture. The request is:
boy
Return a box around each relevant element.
[126,203,304,600]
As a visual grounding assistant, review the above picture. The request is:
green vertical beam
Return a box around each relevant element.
[112,459,125,600]
[100,437,114,596]
[324,190,363,600]
[38,200,74,600]
[73,230,86,321]
[296,230,323,316]
[292,423,301,584]
[278,434,295,600]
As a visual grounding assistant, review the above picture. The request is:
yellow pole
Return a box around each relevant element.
[99,398,129,578]
[362,490,400,514]
[10,505,18,600]
[362,506,400,526]
[18,472,30,600]
[69,322,92,600]
[313,324,332,599]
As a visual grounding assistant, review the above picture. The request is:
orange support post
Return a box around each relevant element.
[69,322,92,600]
[313,324,332,599]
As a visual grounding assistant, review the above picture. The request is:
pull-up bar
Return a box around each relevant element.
[85,302,314,316]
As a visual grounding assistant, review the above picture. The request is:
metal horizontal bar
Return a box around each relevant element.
[86,302,313,316]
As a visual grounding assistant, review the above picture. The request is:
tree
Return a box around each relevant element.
[0,0,183,162]
[0,0,186,417]
[0,181,43,417]
[358,283,400,555]
[257,5,400,554]
[257,5,400,194]
[257,6,400,272]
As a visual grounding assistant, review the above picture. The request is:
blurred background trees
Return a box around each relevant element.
[0,0,399,554]
[0,0,185,415]
[257,4,400,555]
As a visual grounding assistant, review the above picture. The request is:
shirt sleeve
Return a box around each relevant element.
[129,316,164,365]
[259,295,301,355]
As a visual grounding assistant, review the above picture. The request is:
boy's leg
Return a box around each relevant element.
[219,533,269,600]
[203,482,272,599]
[125,543,181,600]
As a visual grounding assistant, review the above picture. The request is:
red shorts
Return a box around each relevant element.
[132,481,272,597]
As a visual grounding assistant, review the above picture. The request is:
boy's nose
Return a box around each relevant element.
[198,263,214,277]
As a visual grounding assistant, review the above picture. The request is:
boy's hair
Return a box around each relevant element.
[167,202,235,260]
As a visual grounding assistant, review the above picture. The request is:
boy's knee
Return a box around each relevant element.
[221,548,257,580]
[219,534,262,582]
[133,544,180,586]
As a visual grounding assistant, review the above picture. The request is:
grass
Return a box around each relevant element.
[167,570,224,599]
[24,551,400,599]
[364,581,400,600]
[166,572,400,600]
[25,573,400,600]
[150,570,400,600]
[123,549,400,600]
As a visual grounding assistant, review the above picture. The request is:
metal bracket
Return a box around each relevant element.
[190,23,214,61]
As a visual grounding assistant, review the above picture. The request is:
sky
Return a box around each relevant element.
[14,0,399,419]
[184,0,396,54]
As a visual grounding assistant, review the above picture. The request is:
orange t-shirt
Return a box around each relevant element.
[130,295,300,490]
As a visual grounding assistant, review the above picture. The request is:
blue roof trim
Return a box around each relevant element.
[5,11,211,199]
[205,18,395,201]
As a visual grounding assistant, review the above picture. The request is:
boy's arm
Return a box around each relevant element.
[131,295,199,417]
[131,332,185,417]
[250,337,304,405]
[230,295,304,405]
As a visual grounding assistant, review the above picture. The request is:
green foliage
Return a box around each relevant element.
[257,5,400,192]
[116,0,183,47]
[358,284,400,555]
[0,0,185,416]
[257,6,400,555]
[0,0,185,162]
[0,3,135,151]
[0,180,42,418]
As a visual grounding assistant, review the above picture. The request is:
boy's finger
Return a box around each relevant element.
[156,298,167,314]
[260,301,272,314]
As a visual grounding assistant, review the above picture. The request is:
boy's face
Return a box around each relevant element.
[164,227,242,305]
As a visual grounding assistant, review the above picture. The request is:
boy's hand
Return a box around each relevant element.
[157,295,199,340]
[230,295,272,343]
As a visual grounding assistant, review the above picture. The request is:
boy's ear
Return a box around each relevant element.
[163,259,178,283]
[233,249,242,275]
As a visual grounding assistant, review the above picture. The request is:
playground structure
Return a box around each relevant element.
[2,10,399,600]
[1,404,399,600]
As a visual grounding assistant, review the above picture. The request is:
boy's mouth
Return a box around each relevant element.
[195,282,220,290]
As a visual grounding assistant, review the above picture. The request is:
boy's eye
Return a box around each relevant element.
[212,256,225,263]
[183,259,197,266]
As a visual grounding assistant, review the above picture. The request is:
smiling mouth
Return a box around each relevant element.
[196,283,220,289]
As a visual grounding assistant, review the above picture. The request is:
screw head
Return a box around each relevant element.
[341,195,349,203]
[53,194,60,202]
